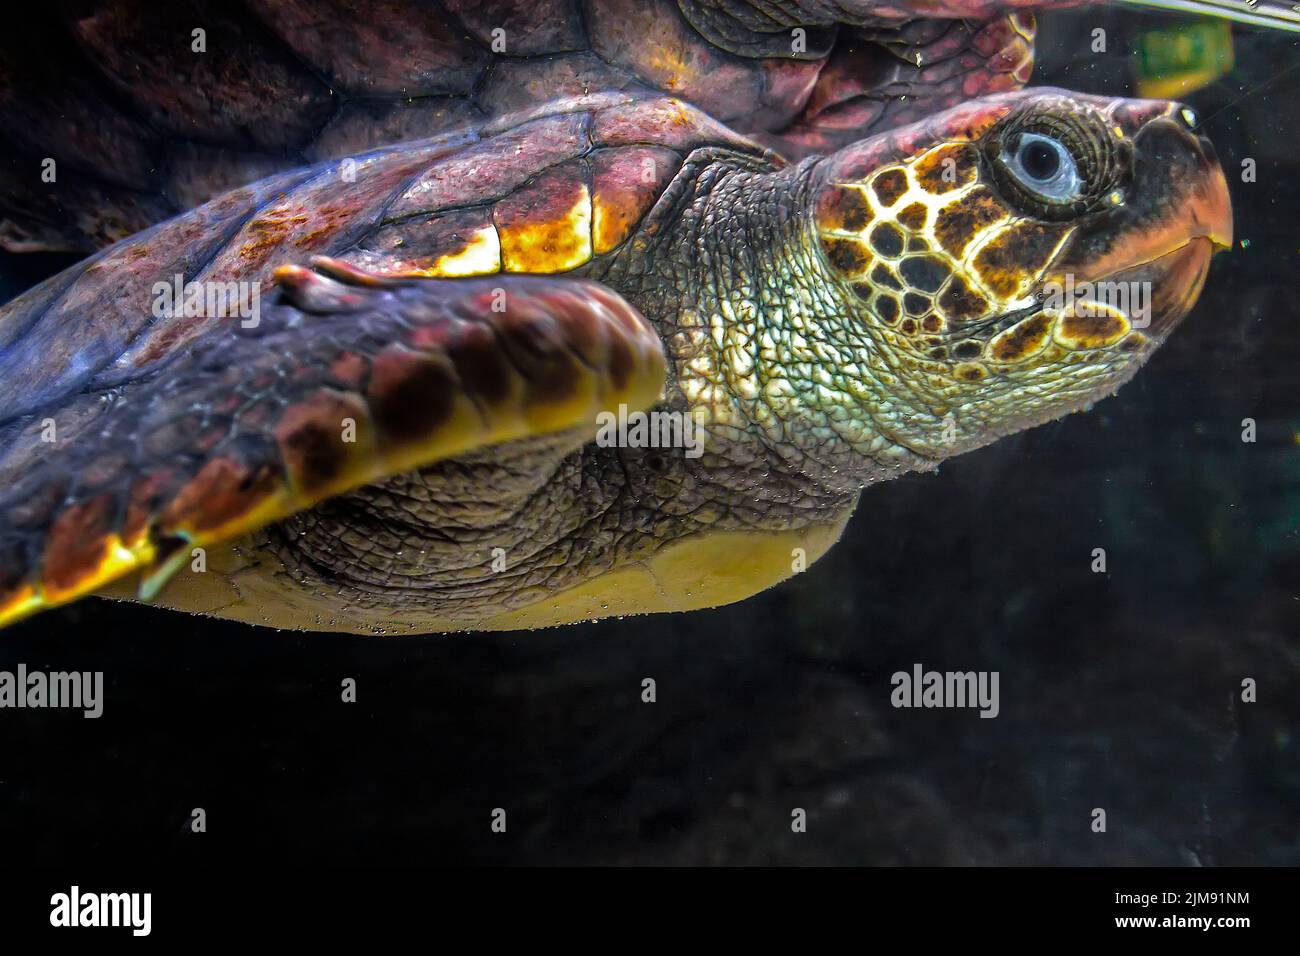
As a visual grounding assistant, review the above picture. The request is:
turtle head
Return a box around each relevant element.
[810,88,1231,464]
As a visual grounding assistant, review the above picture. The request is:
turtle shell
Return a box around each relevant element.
[0,94,773,424]
[0,0,1037,253]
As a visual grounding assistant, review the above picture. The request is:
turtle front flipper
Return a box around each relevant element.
[0,268,665,628]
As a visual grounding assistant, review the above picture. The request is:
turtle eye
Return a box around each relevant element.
[985,103,1129,221]
[1002,132,1082,204]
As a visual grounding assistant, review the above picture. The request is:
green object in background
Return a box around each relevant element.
[1133,20,1234,98]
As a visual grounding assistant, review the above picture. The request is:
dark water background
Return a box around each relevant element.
[2,10,1298,865]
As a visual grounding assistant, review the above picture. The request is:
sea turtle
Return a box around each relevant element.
[0,3,1233,633]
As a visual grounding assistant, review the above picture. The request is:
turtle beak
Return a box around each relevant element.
[1179,121,1234,253]
[1050,106,1233,337]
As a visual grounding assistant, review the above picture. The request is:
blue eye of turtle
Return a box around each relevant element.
[1003,132,1082,204]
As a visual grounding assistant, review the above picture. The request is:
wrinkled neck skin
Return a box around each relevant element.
[594,151,941,501]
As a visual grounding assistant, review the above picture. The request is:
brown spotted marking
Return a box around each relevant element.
[820,236,872,277]
[818,146,1015,362]
[871,264,901,291]
[913,144,979,194]
[816,184,874,234]
[870,168,908,208]
[933,187,1009,259]
[989,312,1053,362]
[1054,304,1130,350]
[428,321,517,409]
[275,390,375,495]
[897,202,928,231]
[898,255,950,293]
[815,128,1094,381]
[367,346,464,445]
[868,222,905,258]
[903,292,931,317]
[973,222,1070,300]
[874,295,900,324]
[937,275,990,322]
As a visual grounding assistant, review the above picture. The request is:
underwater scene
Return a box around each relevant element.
[0,0,1295,898]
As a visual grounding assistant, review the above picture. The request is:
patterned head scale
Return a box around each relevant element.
[812,87,1232,455]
